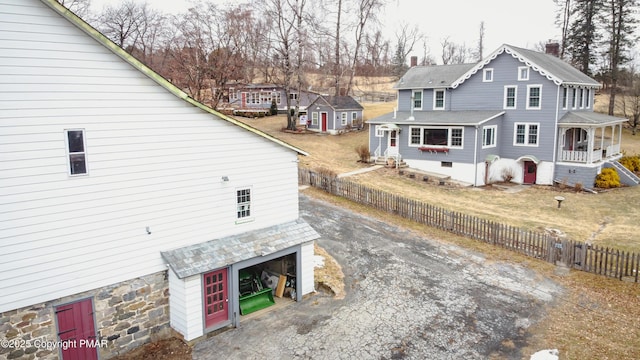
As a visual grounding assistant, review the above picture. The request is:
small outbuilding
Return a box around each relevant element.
[307,95,364,134]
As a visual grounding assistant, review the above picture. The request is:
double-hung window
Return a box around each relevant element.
[433,89,445,110]
[571,88,577,108]
[482,125,497,148]
[514,123,539,146]
[504,86,517,109]
[65,129,88,176]
[236,188,252,221]
[412,90,423,110]
[526,85,541,109]
[579,88,584,108]
[341,112,347,126]
[562,87,568,109]
[311,112,318,125]
[585,89,591,108]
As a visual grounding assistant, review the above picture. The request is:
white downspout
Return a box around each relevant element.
[473,125,479,186]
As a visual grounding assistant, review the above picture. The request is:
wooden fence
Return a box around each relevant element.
[299,168,640,283]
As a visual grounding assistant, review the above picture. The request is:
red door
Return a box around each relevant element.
[523,161,537,184]
[204,268,228,328]
[55,298,98,360]
[321,113,327,132]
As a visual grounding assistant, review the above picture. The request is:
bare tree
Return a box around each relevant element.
[618,61,640,134]
[553,0,573,59]
[392,22,422,76]
[441,37,471,64]
[345,0,384,96]
[475,21,485,61]
[96,0,141,49]
[57,0,91,18]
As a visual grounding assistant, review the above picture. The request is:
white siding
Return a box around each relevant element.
[300,241,315,295]
[168,270,204,341]
[0,0,300,313]
[404,159,477,185]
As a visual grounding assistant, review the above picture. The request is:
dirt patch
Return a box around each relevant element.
[313,243,346,299]
[110,337,191,360]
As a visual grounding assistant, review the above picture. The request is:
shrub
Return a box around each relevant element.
[574,182,583,192]
[316,167,337,178]
[501,167,515,183]
[270,99,278,115]
[619,155,640,173]
[355,144,370,163]
[595,168,621,189]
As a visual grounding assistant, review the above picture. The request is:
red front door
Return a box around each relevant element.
[523,161,537,184]
[204,268,229,328]
[55,298,98,360]
[321,113,327,132]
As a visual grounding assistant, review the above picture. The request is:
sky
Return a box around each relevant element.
[89,0,561,64]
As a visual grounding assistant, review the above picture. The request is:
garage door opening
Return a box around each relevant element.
[238,254,297,317]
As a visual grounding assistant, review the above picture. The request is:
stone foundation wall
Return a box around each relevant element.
[0,271,171,360]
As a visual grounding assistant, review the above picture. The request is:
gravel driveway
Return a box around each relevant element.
[193,194,562,359]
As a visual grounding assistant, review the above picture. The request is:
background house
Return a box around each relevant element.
[0,1,318,359]
[307,95,365,134]
[368,44,638,188]
[221,83,320,116]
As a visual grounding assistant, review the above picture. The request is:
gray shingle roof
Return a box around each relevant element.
[161,219,320,279]
[395,63,476,90]
[368,110,505,126]
[312,95,364,110]
[559,111,627,126]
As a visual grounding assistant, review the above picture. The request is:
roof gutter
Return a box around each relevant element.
[41,0,309,157]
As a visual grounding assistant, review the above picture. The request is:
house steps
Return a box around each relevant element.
[373,157,407,168]
[607,160,640,186]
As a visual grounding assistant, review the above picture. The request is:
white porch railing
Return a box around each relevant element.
[374,145,381,158]
[560,149,606,163]
[606,143,621,157]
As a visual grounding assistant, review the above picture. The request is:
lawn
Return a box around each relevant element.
[238,102,640,253]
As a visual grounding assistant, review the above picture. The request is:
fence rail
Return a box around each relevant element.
[299,168,639,283]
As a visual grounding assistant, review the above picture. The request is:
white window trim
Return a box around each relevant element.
[585,88,591,108]
[579,88,585,109]
[375,125,384,137]
[513,122,540,147]
[518,66,529,81]
[235,186,254,224]
[311,112,318,125]
[503,85,517,109]
[407,126,464,149]
[483,68,494,82]
[351,112,358,121]
[526,84,542,110]
[433,89,446,110]
[412,90,423,110]
[341,112,348,126]
[482,125,497,149]
[65,129,88,176]
[571,88,577,109]
[562,87,568,110]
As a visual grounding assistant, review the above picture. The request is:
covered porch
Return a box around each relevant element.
[557,112,627,164]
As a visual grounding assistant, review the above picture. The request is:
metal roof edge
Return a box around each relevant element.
[41,0,309,157]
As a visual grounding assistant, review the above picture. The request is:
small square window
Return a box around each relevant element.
[483,68,493,82]
[441,161,452,168]
[518,66,529,81]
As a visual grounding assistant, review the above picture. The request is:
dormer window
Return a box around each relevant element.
[518,66,529,81]
[412,90,423,110]
[483,68,494,82]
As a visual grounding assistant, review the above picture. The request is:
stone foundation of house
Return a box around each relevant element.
[0,271,172,359]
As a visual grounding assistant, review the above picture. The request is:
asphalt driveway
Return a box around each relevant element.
[193,194,562,359]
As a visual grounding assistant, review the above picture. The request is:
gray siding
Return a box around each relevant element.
[555,164,599,187]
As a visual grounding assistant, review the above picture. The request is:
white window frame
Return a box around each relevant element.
[483,68,494,82]
[229,88,236,101]
[571,88,577,109]
[375,125,384,137]
[526,84,542,110]
[351,112,358,121]
[585,89,591,108]
[289,92,298,100]
[65,129,88,176]
[579,88,585,108]
[562,87,568,109]
[412,90,423,110]
[341,112,348,126]
[407,126,463,149]
[513,122,540,147]
[272,92,281,105]
[503,85,517,109]
[236,187,253,223]
[433,89,445,110]
[518,66,529,81]
[482,125,497,148]
[251,92,260,104]
[311,112,319,126]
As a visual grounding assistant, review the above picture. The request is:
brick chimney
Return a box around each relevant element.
[410,56,418,67]
[545,41,560,57]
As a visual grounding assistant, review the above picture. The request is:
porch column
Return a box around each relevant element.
[587,128,595,164]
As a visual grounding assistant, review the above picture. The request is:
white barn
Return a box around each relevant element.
[0,0,318,359]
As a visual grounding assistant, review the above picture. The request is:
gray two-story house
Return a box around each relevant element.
[369,44,638,188]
